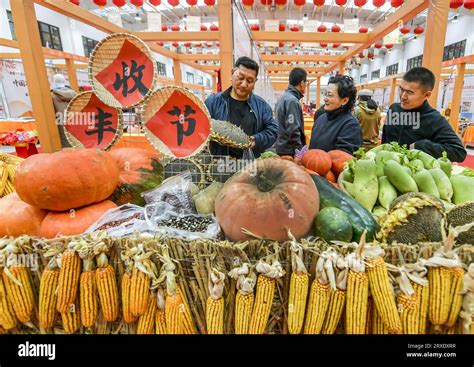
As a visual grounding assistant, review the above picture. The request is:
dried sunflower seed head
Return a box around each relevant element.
[211,119,252,149]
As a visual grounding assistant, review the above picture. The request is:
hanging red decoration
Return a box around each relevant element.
[373,0,385,7]
[464,0,474,10]
[242,0,254,7]
[131,0,144,6]
[317,24,327,32]
[210,24,219,31]
[374,42,383,48]
[287,61,291,65]
[399,25,411,34]
[294,0,305,7]
[450,0,463,11]
[171,24,180,31]
[186,0,197,5]
[359,26,368,33]
[279,24,286,31]
[206,42,213,48]
[195,43,202,47]
[157,42,164,46]
[260,0,272,6]
[200,25,208,31]
[168,0,179,6]
[290,25,300,32]
[368,53,374,59]
[184,42,192,47]
[279,41,285,47]
[161,25,168,31]
[278,61,283,64]
[331,24,341,32]
[204,0,216,6]
[172,42,179,47]
[335,0,347,7]
[250,24,260,31]
[333,43,340,48]
[149,0,161,5]
[70,0,80,5]
[359,53,365,59]
[390,0,403,7]
[93,0,107,7]
[275,0,287,7]
[413,26,424,35]
[320,42,328,48]
[216,41,220,47]
[354,0,367,7]
[313,0,325,8]
[385,43,394,49]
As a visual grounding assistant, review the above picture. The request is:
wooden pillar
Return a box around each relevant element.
[10,0,61,152]
[305,81,310,104]
[389,77,397,106]
[422,0,449,107]
[65,58,79,91]
[449,63,466,134]
[217,0,233,91]
[338,62,345,75]
[173,59,182,86]
[316,77,321,109]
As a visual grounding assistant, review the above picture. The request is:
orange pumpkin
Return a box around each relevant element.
[301,149,332,176]
[324,170,336,183]
[328,150,353,176]
[215,159,319,242]
[0,193,48,237]
[15,149,119,211]
[40,200,117,239]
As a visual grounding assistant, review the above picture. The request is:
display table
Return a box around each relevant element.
[0,119,37,133]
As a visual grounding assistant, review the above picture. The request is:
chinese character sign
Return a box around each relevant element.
[144,89,210,158]
[94,39,155,108]
[65,92,121,150]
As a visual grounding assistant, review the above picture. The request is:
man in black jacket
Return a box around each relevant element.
[275,68,307,156]
[382,67,466,162]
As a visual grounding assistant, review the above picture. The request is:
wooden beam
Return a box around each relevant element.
[389,77,397,106]
[65,59,79,91]
[0,38,19,48]
[177,54,220,61]
[11,0,60,152]
[217,0,233,91]
[442,54,474,67]
[252,31,369,44]
[449,63,466,134]
[134,31,220,42]
[53,63,88,69]
[316,77,321,109]
[173,59,182,87]
[261,54,340,62]
[266,66,326,72]
[423,0,450,107]
[0,53,22,59]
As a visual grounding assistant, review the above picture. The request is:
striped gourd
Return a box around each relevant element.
[446,267,464,327]
[79,259,98,328]
[130,267,150,317]
[39,267,59,330]
[248,275,275,334]
[0,270,17,330]
[367,257,402,334]
[57,250,81,313]
[398,292,418,334]
[137,293,157,335]
[321,288,346,334]
[2,265,35,323]
[61,301,81,334]
[428,267,452,325]
[95,254,119,322]
[304,281,330,334]
[121,271,138,324]
[206,269,225,335]
[155,289,167,334]
[345,270,369,334]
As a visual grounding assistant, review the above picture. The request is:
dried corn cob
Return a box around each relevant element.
[79,259,98,328]
[137,293,157,335]
[249,259,284,335]
[0,325,6,334]
[39,265,59,330]
[287,237,309,335]
[416,283,429,334]
[229,262,255,335]
[322,288,346,334]
[2,265,35,323]
[346,270,369,334]
[365,297,373,334]
[61,301,81,334]
[367,257,402,334]
[372,301,389,334]
[206,269,225,335]
[0,270,17,330]
[155,288,167,334]
[398,292,418,334]
[121,271,138,324]
[177,287,196,334]
[95,253,119,322]
[446,267,464,327]
[57,250,81,313]
[428,267,452,326]
[130,266,151,317]
[165,290,184,334]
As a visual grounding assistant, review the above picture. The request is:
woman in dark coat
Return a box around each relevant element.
[309,75,362,154]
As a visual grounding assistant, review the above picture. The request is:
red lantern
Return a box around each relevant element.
[260,0,272,6]
[149,0,161,5]
[200,25,208,31]
[464,0,474,10]
[317,24,327,32]
[195,43,202,47]
[93,0,107,7]
[131,0,144,6]
[290,25,300,32]
[157,42,164,46]
[335,0,347,7]
[320,42,328,48]
[313,0,325,8]
[184,42,192,47]
[278,61,283,65]
[250,24,260,31]
[373,0,385,7]
[242,0,254,7]
[368,53,374,59]
[359,26,368,33]
[414,26,424,35]
[287,61,291,65]
[390,0,403,7]
[294,0,305,6]
[279,41,285,47]
[161,25,168,31]
[168,0,179,6]
[70,0,80,5]
[171,24,180,31]
[275,0,287,7]
[210,24,219,31]
[385,43,393,49]
[186,0,197,5]
[204,0,216,5]
[331,24,341,32]
[279,24,286,31]
[333,43,340,48]
[206,42,213,48]
[374,42,383,48]
[400,25,410,34]
[172,42,179,48]
[354,0,367,7]
[450,0,463,11]
[216,42,220,47]
[359,53,365,59]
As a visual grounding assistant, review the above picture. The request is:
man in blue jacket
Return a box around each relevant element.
[205,56,278,158]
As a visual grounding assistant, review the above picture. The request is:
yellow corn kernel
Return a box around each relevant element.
[398,292,418,335]
[137,293,157,335]
[234,292,254,335]
[415,283,429,334]
[121,272,137,324]
[0,271,17,330]
[155,288,166,334]
[372,301,389,334]
[177,287,196,334]
[249,275,275,335]
[288,272,309,335]
[56,250,81,313]
[367,257,402,334]
[446,268,464,327]
[39,268,59,330]
[304,280,330,334]
[165,291,184,334]
[206,297,224,334]
[322,289,346,334]
[95,265,119,322]
[79,271,98,328]
[428,267,452,326]
[2,265,35,323]
[130,267,150,317]
[365,298,373,334]
[61,301,81,334]
[345,270,369,334]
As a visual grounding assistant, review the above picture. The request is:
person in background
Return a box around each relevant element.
[354,89,382,150]
[309,75,362,154]
[275,67,307,157]
[382,67,466,162]
[205,56,278,158]
[51,74,76,148]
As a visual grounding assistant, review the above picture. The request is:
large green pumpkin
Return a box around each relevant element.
[109,148,164,206]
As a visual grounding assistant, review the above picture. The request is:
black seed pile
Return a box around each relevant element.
[156,215,214,233]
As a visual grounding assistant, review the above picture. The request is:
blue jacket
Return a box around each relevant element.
[204,87,278,157]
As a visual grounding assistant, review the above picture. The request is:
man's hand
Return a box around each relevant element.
[409,143,415,149]
[250,136,256,149]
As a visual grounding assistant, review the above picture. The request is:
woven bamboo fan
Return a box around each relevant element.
[141,86,211,159]
[89,33,157,109]
[162,157,207,188]
[63,91,123,151]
